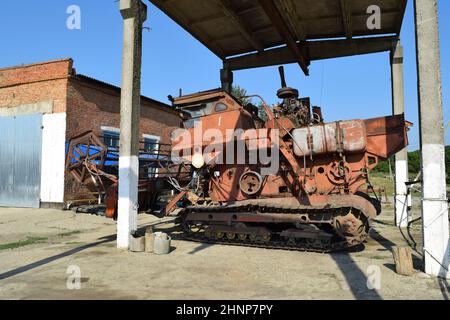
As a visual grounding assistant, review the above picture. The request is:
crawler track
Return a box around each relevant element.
[179,202,370,253]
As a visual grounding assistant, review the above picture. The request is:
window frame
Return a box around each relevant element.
[214,102,228,113]
[101,126,120,148]
[143,134,161,154]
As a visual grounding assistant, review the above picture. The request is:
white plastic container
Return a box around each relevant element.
[145,231,154,253]
[129,236,145,252]
[153,232,171,255]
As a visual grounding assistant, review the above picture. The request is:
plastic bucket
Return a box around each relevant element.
[153,232,171,255]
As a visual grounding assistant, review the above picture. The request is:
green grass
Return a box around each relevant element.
[365,173,395,196]
[370,255,388,260]
[57,230,82,237]
[0,236,48,251]
[366,172,427,198]
[0,230,83,251]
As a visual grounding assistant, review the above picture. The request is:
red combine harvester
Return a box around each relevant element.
[167,67,409,252]
[66,67,409,252]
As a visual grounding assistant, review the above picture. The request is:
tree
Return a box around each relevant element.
[231,85,251,105]
[371,148,450,184]
[231,85,268,121]
[408,150,421,175]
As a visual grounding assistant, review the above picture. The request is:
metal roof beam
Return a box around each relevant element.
[257,0,309,75]
[214,25,273,42]
[190,13,225,26]
[340,0,353,39]
[215,0,264,52]
[225,36,398,71]
[276,0,306,41]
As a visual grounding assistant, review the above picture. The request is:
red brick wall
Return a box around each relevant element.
[0,59,182,204]
[0,59,72,113]
[66,77,181,145]
[0,59,182,142]
[64,76,182,202]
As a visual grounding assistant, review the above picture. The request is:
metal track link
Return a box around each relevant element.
[180,202,369,253]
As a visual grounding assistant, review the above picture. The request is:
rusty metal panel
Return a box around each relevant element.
[292,120,366,157]
[365,114,408,159]
[0,114,43,208]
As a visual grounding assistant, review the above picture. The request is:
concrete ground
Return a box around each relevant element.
[0,205,449,300]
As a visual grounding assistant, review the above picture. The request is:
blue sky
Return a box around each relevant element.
[0,1,448,150]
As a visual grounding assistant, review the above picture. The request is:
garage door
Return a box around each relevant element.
[0,114,43,208]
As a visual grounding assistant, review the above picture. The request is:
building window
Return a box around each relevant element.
[101,127,120,148]
[143,134,160,154]
[103,131,120,148]
[143,134,161,178]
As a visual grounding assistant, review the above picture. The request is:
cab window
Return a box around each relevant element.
[214,103,228,112]
[182,103,213,129]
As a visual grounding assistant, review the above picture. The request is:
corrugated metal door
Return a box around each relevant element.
[0,114,43,208]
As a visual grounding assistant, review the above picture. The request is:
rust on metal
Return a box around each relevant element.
[66,66,409,253]
[168,66,409,252]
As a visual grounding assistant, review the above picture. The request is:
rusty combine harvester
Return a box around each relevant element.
[65,66,409,252]
[167,67,409,252]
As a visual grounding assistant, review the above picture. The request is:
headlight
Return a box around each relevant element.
[191,152,205,169]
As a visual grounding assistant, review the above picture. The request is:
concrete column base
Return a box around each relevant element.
[422,199,450,279]
[394,157,409,227]
[394,194,409,228]
[117,155,140,249]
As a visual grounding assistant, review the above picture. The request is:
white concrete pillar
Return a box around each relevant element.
[117,0,147,249]
[414,0,450,278]
[390,41,409,228]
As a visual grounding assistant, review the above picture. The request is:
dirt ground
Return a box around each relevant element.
[0,204,449,300]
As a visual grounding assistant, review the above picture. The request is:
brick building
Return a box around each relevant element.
[0,58,182,209]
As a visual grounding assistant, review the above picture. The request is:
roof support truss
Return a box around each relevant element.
[276,0,306,41]
[225,36,398,71]
[215,0,264,52]
[340,0,353,39]
[257,0,309,75]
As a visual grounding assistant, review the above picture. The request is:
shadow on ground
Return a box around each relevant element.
[370,228,424,271]
[331,246,383,300]
[0,235,116,281]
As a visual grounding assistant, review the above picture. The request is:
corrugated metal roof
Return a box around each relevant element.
[73,74,179,114]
